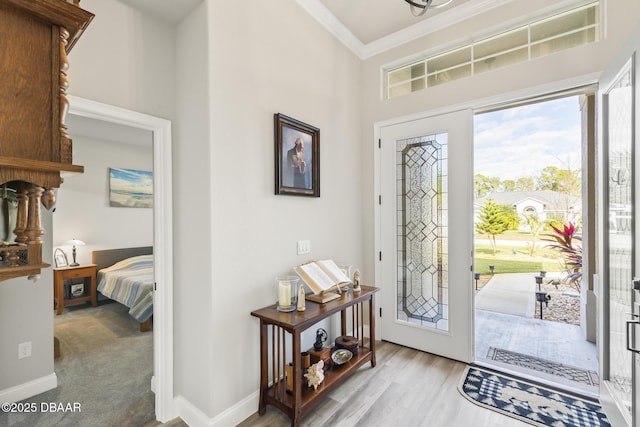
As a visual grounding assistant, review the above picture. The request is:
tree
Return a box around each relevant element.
[474,174,501,198]
[501,179,516,192]
[475,198,510,255]
[500,204,520,230]
[537,166,581,197]
[522,213,544,256]
[537,166,560,191]
[515,176,535,192]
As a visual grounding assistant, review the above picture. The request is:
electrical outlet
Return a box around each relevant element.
[297,240,311,255]
[18,342,32,359]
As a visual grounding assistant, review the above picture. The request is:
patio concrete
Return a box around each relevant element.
[475,309,598,396]
[474,272,599,397]
[475,272,536,318]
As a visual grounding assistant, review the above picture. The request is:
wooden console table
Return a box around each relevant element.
[251,285,379,427]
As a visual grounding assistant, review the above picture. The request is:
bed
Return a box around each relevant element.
[92,246,154,332]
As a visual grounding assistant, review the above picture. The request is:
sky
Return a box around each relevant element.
[109,167,153,194]
[474,96,582,181]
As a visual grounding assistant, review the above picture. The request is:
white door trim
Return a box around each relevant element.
[68,96,176,422]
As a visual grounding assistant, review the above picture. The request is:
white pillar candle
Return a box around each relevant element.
[278,280,291,307]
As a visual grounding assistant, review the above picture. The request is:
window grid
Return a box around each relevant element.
[531,24,598,49]
[386,2,599,99]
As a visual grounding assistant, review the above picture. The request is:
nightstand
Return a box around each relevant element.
[53,264,98,315]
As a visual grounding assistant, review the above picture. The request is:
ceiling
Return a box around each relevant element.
[317,0,473,45]
[114,0,504,58]
[115,0,202,26]
[113,0,467,33]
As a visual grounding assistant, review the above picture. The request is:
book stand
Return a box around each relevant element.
[305,283,344,304]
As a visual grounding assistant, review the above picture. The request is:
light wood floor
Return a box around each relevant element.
[237,341,529,427]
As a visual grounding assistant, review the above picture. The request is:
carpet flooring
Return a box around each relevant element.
[0,301,155,427]
[459,366,610,427]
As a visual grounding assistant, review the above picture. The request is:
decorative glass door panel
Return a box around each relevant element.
[397,135,448,331]
[604,57,634,421]
[379,110,473,362]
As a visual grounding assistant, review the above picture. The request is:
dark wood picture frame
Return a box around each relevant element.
[274,113,320,197]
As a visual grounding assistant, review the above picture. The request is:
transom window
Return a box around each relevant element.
[386,2,599,99]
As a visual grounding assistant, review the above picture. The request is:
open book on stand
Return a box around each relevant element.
[295,260,352,303]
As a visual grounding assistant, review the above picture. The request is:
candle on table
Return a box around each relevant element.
[279,280,291,308]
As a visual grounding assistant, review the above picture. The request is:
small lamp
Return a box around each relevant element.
[535,275,543,291]
[66,239,85,267]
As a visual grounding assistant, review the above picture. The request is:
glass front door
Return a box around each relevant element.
[604,57,634,420]
[378,110,474,362]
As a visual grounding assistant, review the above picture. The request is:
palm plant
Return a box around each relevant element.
[543,222,582,291]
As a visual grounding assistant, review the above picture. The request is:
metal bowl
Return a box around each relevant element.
[331,348,353,366]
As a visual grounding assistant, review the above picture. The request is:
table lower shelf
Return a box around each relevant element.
[63,294,93,305]
[264,348,373,417]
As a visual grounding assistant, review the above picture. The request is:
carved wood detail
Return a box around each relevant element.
[0,0,93,281]
[14,186,28,245]
[24,185,44,245]
[59,26,72,164]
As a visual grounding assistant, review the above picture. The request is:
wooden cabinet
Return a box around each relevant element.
[0,0,93,281]
[251,286,379,427]
[53,264,97,314]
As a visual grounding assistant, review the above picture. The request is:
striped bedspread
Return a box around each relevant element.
[97,255,154,322]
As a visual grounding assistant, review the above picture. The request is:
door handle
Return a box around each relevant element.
[633,279,640,291]
[626,320,640,353]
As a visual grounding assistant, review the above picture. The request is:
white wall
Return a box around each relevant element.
[67,0,176,120]
[53,136,154,265]
[174,1,213,414]
[174,0,363,419]
[0,212,55,398]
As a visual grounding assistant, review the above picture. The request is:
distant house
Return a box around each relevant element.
[474,190,581,230]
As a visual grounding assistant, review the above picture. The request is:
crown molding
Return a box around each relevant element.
[363,0,512,58]
[296,0,365,58]
[297,0,514,59]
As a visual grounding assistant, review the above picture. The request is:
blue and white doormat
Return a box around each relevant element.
[459,366,610,427]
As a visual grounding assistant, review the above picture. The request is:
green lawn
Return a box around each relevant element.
[474,230,557,242]
[474,258,562,275]
[473,241,564,274]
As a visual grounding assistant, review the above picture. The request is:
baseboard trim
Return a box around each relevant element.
[176,391,258,427]
[0,373,57,403]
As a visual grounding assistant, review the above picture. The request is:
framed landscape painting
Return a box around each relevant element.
[109,168,153,208]
[274,113,320,197]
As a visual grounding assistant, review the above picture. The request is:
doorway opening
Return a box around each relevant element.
[51,120,156,423]
[51,97,175,423]
[473,91,598,397]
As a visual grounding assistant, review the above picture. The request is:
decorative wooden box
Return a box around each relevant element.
[335,335,360,356]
